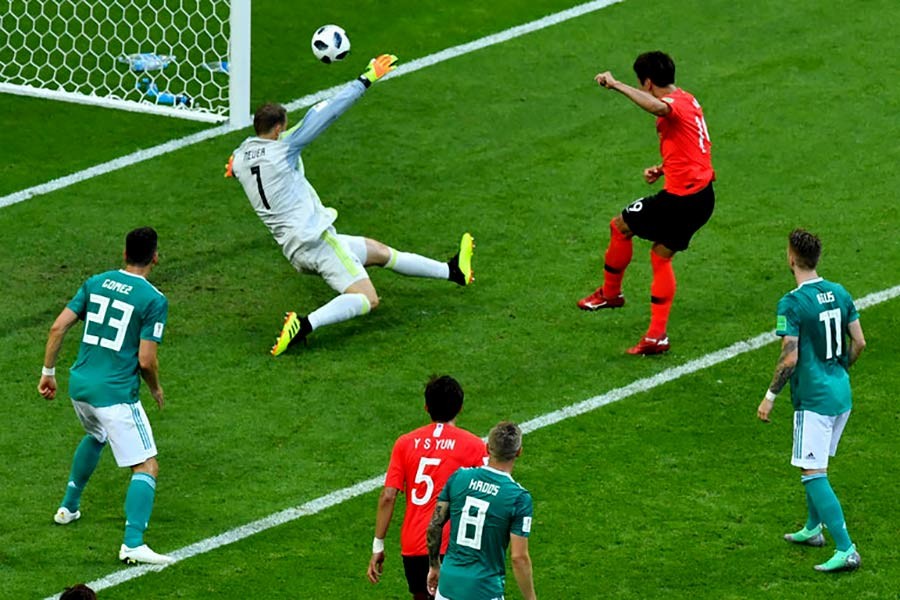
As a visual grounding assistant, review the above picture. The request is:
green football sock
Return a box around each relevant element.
[123,473,157,548]
[803,474,852,551]
[804,485,821,531]
[61,435,105,511]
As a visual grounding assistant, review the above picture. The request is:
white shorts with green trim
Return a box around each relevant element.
[288,227,369,293]
[71,399,157,468]
[791,409,850,470]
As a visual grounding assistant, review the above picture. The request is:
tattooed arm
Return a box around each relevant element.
[426,500,451,596]
[758,335,798,422]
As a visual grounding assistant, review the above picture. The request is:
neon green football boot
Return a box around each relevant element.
[271,312,304,357]
[448,233,475,286]
[814,544,861,572]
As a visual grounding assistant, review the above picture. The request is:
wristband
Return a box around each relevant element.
[42,366,56,377]
[357,75,372,89]
[765,390,777,402]
[372,537,385,554]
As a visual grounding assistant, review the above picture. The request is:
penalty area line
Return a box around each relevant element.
[0,0,623,210]
[44,282,900,598]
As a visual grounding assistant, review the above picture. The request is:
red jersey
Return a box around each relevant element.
[385,422,487,556]
[656,88,715,196]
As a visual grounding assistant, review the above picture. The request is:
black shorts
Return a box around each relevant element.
[621,182,715,252]
[403,554,437,597]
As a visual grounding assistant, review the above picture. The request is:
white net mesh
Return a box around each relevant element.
[0,0,232,121]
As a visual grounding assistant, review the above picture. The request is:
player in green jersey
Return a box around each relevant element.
[757,229,866,573]
[38,227,173,565]
[426,421,536,600]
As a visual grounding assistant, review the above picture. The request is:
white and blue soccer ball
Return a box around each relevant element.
[311,25,350,64]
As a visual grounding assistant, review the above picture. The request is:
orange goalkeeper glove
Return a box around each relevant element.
[224,154,234,178]
[358,54,398,87]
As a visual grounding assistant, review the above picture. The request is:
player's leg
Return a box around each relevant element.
[790,411,859,571]
[103,402,173,564]
[272,231,373,355]
[402,555,436,600]
[627,243,677,355]
[578,215,632,310]
[56,400,108,524]
[347,234,474,286]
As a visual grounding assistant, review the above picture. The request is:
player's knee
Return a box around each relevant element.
[367,292,380,311]
[365,238,392,266]
[611,215,632,237]
[134,456,159,478]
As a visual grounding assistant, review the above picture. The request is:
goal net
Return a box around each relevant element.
[0,0,250,125]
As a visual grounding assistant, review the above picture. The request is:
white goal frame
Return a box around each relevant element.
[0,0,251,126]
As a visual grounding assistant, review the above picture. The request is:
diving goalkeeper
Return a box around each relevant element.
[227,55,475,355]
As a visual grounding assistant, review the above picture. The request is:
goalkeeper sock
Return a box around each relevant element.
[601,219,632,298]
[123,473,157,548]
[647,251,676,339]
[61,435,105,511]
[308,293,371,330]
[385,248,450,279]
[803,474,853,551]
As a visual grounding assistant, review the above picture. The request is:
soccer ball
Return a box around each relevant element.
[311,25,350,64]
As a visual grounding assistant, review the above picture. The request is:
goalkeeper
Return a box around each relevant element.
[228,55,474,355]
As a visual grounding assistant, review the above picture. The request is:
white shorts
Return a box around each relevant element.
[71,399,158,468]
[791,409,850,470]
[288,227,369,293]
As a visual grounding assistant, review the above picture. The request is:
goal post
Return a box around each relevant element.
[0,0,251,126]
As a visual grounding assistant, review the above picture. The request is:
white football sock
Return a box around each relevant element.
[308,293,370,330]
[386,248,450,279]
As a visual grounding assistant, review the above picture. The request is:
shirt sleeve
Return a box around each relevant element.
[66,281,89,319]
[384,438,406,490]
[510,490,534,538]
[843,288,860,323]
[283,79,366,164]
[140,296,168,343]
[776,295,799,337]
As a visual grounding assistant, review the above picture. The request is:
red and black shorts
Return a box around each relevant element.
[621,182,715,252]
[403,554,439,597]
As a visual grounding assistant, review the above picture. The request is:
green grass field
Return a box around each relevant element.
[2,0,899,598]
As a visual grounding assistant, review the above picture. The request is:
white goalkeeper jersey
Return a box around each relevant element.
[231,80,367,260]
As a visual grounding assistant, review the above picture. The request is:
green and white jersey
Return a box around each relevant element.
[66,269,168,407]
[438,466,533,600]
[776,277,859,416]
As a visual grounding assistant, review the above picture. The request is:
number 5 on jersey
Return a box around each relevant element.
[411,457,441,506]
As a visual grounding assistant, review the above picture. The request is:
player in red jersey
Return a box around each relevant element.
[366,375,487,600]
[578,51,715,355]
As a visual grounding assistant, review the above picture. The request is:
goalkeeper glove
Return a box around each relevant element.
[224,154,234,178]
[358,54,398,88]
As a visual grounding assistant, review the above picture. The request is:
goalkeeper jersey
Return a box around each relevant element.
[437,466,533,600]
[231,80,367,260]
[66,269,168,407]
[776,277,859,415]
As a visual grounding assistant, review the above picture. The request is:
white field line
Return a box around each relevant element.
[0,0,622,211]
[43,283,900,598]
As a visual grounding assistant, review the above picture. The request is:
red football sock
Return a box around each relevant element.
[602,219,632,298]
[648,251,676,339]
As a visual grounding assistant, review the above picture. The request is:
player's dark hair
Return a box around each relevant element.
[125,227,158,267]
[633,51,676,87]
[60,584,97,600]
[789,228,822,270]
[424,375,464,423]
[254,102,287,135]
[488,421,522,462]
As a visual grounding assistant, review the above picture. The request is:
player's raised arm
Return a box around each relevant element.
[38,307,80,399]
[284,54,398,158]
[510,534,537,600]
[595,70,671,116]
